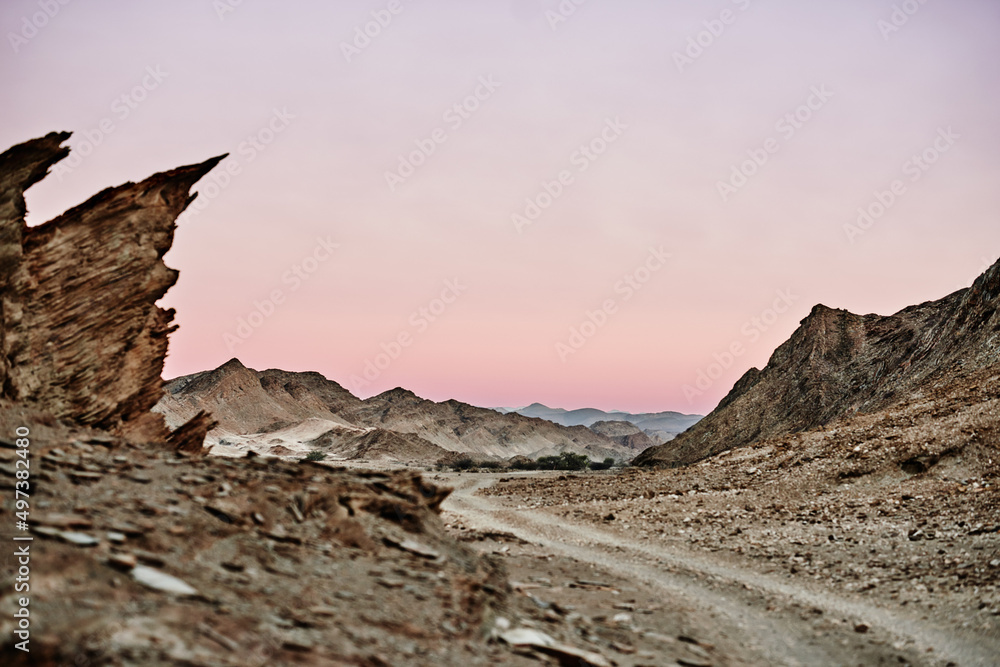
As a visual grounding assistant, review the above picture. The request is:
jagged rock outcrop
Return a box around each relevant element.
[156,359,633,462]
[635,258,1000,467]
[0,132,222,449]
[588,420,657,451]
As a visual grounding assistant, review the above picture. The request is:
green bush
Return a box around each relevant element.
[589,457,616,471]
[302,451,327,462]
[535,452,590,471]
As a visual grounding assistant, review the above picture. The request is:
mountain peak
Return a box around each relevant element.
[373,387,421,402]
[219,357,251,373]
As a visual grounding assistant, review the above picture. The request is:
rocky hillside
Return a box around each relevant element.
[156,360,632,463]
[636,258,1000,467]
[587,420,657,451]
[342,388,629,461]
[155,359,451,464]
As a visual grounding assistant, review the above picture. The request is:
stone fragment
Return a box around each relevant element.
[131,565,199,596]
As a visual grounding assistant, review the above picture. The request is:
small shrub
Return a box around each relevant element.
[449,457,476,471]
[590,457,616,471]
[302,451,327,462]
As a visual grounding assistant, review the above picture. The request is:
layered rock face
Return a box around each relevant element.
[636,259,1000,467]
[0,132,220,448]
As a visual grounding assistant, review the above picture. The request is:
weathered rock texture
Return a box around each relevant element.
[0,405,510,666]
[0,132,221,448]
[636,258,1000,467]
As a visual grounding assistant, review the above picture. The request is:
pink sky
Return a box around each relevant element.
[3,0,999,414]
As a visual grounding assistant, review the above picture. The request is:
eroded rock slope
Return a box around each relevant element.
[636,258,1000,466]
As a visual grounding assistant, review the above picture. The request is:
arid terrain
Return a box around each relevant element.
[2,130,998,666]
[453,364,1000,666]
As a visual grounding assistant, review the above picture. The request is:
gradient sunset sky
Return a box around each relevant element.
[3,0,998,414]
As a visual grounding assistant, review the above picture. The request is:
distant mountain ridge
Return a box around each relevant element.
[496,403,703,445]
[155,360,633,463]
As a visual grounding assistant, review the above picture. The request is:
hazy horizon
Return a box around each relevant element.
[4,0,999,414]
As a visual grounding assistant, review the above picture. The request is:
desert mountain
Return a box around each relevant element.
[587,420,657,451]
[155,359,632,462]
[636,257,1000,467]
[506,403,703,443]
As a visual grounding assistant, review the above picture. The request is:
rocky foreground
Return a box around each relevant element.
[0,405,514,666]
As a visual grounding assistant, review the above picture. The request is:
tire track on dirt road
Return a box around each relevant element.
[442,474,999,667]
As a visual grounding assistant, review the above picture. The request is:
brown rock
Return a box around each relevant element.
[636,258,1000,467]
[0,132,223,451]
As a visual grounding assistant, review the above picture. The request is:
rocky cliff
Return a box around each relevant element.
[635,258,1000,467]
[0,132,219,449]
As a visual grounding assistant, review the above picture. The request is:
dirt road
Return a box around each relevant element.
[442,472,1000,666]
